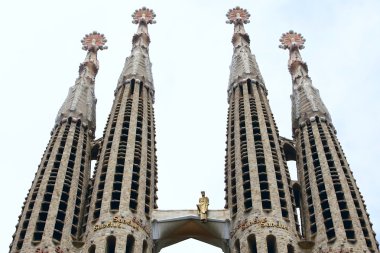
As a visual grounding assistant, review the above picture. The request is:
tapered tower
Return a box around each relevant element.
[280,30,379,252]
[224,7,300,253]
[82,7,158,253]
[9,32,106,253]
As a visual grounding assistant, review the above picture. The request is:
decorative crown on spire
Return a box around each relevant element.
[132,7,156,25]
[226,6,250,25]
[279,30,305,50]
[81,31,108,51]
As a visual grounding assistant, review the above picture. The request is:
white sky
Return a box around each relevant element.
[1,1,379,252]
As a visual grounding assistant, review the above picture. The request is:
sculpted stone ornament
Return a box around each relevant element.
[226,6,251,24]
[279,30,305,50]
[132,6,156,24]
[81,31,108,51]
[197,191,209,222]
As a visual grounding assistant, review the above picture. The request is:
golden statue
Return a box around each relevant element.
[197,191,209,222]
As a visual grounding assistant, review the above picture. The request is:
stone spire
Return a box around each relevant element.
[9,32,105,253]
[224,8,301,253]
[279,30,331,134]
[55,31,107,134]
[281,31,379,252]
[116,7,156,96]
[82,7,158,253]
[226,7,265,94]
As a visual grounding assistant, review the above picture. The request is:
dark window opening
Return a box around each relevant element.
[248,234,257,253]
[106,235,116,253]
[287,244,294,253]
[235,239,241,253]
[88,245,96,253]
[125,235,135,253]
[266,235,277,253]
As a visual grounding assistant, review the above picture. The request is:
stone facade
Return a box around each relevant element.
[9,7,379,253]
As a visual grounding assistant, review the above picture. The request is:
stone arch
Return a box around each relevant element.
[152,210,230,253]
[280,137,296,161]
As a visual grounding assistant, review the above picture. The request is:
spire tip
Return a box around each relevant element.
[132,7,156,25]
[81,31,107,51]
[226,6,251,25]
[279,30,305,50]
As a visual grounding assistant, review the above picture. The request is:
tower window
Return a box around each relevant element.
[143,240,148,253]
[287,244,294,253]
[106,235,116,253]
[88,245,96,253]
[266,235,277,253]
[125,235,135,253]
[247,234,257,253]
[235,239,241,253]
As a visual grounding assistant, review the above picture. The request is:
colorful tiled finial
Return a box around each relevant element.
[279,30,306,50]
[81,31,108,51]
[132,7,156,24]
[226,6,251,24]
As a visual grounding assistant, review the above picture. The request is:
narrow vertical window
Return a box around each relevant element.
[247,79,253,95]
[125,235,135,253]
[266,235,277,253]
[247,234,257,253]
[292,182,303,236]
[106,235,116,253]
[143,240,148,253]
[287,244,294,253]
[88,245,96,253]
[234,239,241,253]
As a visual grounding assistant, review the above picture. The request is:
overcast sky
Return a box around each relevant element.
[1,1,379,252]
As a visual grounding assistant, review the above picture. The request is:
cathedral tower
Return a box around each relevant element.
[9,32,106,253]
[82,7,158,253]
[280,30,379,252]
[224,8,300,253]
[8,7,379,253]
